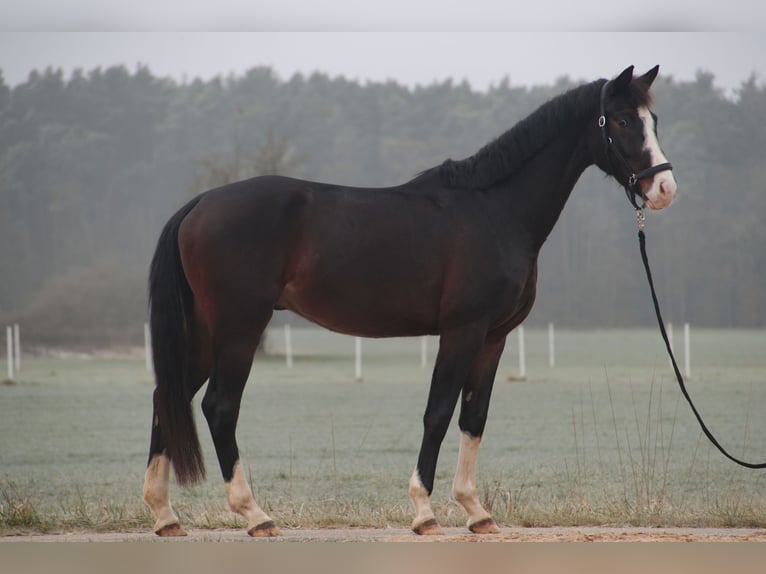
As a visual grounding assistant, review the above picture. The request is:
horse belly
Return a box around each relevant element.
[278,265,441,338]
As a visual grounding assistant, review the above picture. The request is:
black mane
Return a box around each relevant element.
[435,79,608,190]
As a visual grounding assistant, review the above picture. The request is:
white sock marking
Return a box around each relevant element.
[408,468,436,528]
[452,432,492,526]
[225,460,273,531]
[142,454,181,532]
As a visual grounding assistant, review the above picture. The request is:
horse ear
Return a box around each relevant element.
[637,65,660,88]
[612,65,634,93]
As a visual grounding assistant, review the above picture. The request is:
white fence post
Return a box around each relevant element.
[355,337,362,381]
[13,323,20,372]
[684,323,691,378]
[518,325,526,379]
[144,322,152,372]
[420,336,428,368]
[548,322,555,368]
[6,326,13,380]
[284,324,294,368]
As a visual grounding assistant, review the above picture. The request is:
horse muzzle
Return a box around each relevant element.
[641,170,677,210]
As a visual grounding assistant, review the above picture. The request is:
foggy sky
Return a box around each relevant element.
[1,30,764,96]
[0,0,763,30]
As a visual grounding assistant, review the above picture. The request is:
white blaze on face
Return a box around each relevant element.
[638,106,677,210]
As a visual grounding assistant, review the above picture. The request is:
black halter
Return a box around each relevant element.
[598,80,673,210]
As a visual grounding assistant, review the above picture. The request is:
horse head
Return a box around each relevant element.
[595,65,677,210]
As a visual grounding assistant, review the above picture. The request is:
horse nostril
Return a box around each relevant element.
[659,180,669,195]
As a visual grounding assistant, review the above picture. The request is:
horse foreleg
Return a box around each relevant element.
[408,468,443,535]
[452,336,505,533]
[452,434,499,533]
[410,323,488,535]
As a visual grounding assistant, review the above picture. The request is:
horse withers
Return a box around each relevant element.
[142,66,676,537]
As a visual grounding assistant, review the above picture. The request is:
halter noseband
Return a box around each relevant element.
[598,80,673,210]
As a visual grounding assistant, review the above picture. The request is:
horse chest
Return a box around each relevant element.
[487,260,539,335]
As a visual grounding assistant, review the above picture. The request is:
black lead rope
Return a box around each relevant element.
[637,210,766,469]
[599,77,764,469]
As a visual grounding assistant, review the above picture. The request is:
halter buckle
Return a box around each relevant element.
[628,173,638,188]
[598,115,606,128]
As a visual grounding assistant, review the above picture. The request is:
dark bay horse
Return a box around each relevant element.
[143,66,677,536]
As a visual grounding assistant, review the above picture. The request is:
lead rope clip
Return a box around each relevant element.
[636,208,645,232]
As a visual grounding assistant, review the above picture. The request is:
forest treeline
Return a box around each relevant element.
[0,65,764,346]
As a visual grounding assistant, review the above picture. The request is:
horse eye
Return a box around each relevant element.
[618,119,629,128]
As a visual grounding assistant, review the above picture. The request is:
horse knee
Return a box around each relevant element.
[422,411,452,445]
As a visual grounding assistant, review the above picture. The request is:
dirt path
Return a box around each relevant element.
[3,526,766,542]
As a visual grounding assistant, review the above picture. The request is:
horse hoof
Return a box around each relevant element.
[248,520,282,537]
[156,523,187,537]
[468,518,500,534]
[412,518,445,535]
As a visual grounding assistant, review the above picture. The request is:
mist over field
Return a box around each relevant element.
[0,61,764,346]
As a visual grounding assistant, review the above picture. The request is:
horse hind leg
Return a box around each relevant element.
[224,461,280,537]
[143,314,211,536]
[143,374,209,536]
[143,405,185,537]
[202,314,280,537]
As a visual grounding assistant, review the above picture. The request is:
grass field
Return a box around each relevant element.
[1,327,766,534]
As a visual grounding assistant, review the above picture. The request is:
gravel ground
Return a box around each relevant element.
[2,526,766,543]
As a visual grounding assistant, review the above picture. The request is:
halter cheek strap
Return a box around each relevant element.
[598,80,673,210]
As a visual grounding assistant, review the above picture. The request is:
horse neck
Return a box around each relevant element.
[491,125,593,251]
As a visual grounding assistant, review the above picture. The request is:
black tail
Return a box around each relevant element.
[149,195,206,486]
